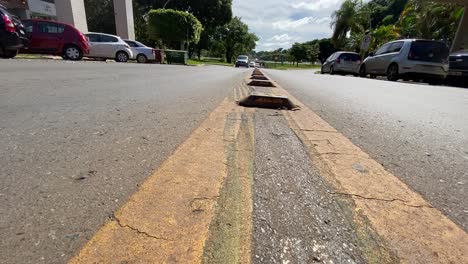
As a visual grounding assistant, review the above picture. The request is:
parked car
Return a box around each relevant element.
[85,33,133,62]
[0,5,28,58]
[321,51,361,76]
[446,49,468,85]
[20,19,88,60]
[235,55,249,68]
[359,39,449,84]
[123,39,157,63]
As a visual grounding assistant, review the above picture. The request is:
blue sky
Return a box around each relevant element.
[232,0,345,51]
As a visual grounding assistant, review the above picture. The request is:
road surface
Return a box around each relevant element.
[0,60,466,263]
[266,69,468,231]
[0,60,246,264]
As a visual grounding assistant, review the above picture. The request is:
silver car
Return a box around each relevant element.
[359,39,449,84]
[321,52,361,75]
[85,33,133,62]
[124,39,156,63]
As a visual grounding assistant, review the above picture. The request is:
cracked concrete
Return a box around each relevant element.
[330,192,434,209]
[113,214,172,241]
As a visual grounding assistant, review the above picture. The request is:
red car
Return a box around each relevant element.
[21,19,89,60]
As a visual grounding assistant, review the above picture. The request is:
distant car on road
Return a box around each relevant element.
[446,49,468,85]
[123,39,157,63]
[0,5,28,58]
[85,33,133,62]
[21,19,88,61]
[235,55,249,68]
[249,61,256,67]
[359,39,449,84]
[321,52,361,76]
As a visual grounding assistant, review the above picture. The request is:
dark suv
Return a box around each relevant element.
[447,49,468,86]
[0,5,28,58]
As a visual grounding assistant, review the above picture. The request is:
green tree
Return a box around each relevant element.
[331,0,362,48]
[397,0,464,41]
[147,9,203,50]
[134,0,232,56]
[214,17,258,63]
[289,43,307,66]
[84,0,116,34]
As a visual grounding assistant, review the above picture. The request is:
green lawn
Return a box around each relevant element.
[188,58,233,67]
[264,62,320,70]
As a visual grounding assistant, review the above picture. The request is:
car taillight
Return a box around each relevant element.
[336,58,341,64]
[2,14,15,33]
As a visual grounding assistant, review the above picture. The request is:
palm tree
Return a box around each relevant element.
[331,0,366,47]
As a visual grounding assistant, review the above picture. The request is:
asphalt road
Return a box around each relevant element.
[0,60,247,264]
[266,69,468,231]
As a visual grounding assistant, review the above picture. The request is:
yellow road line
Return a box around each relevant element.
[69,90,250,263]
[264,74,468,263]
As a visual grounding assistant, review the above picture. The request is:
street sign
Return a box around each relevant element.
[361,34,372,51]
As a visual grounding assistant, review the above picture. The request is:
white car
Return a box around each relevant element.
[360,39,449,84]
[123,39,156,63]
[85,32,133,62]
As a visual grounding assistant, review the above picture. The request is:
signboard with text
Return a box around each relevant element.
[28,0,56,17]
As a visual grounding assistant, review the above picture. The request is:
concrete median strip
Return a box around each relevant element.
[258,71,468,263]
[69,84,253,263]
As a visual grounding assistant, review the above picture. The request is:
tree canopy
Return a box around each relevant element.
[212,17,258,63]
[147,9,203,47]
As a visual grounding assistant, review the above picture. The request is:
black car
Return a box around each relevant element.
[447,49,468,85]
[0,5,28,58]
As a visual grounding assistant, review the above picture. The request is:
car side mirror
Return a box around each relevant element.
[368,52,375,57]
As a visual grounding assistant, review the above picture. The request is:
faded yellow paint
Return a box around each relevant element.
[260,72,468,263]
[69,83,253,263]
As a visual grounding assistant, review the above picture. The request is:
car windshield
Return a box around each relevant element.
[2,1,467,263]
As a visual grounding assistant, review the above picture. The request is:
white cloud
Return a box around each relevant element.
[272,17,316,30]
[269,34,294,42]
[291,0,343,11]
[232,0,346,51]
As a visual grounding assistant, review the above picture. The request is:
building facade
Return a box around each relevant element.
[1,0,134,39]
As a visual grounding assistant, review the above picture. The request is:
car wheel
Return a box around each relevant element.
[359,65,367,77]
[115,51,129,63]
[427,79,442,85]
[136,54,147,63]
[330,65,335,75]
[2,49,18,59]
[63,45,83,61]
[387,63,399,81]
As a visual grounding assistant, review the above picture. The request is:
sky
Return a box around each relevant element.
[232,0,345,51]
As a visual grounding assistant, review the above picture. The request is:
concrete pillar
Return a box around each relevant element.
[451,6,468,52]
[113,0,135,39]
[55,0,88,33]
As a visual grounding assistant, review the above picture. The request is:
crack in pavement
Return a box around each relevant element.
[330,192,434,208]
[112,214,173,241]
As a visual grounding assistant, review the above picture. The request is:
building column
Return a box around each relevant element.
[55,0,88,33]
[113,0,135,39]
[451,6,468,52]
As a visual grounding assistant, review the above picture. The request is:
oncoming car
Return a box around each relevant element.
[235,55,249,68]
